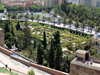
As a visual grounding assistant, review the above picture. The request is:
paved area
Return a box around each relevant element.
[0,52,52,75]
[0,73,9,75]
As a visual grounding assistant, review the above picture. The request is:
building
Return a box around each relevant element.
[44,0,54,7]
[68,0,100,7]
[92,33,100,53]
[0,28,4,47]
[5,1,42,9]
[70,50,100,75]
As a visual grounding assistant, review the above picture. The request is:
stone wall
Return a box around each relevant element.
[0,46,69,75]
[0,29,4,48]
[10,55,30,66]
[70,63,100,75]
[0,46,13,55]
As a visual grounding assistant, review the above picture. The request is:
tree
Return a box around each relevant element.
[53,13,57,26]
[34,38,37,49]
[5,32,14,49]
[48,39,55,68]
[11,25,15,36]
[53,31,60,47]
[58,18,61,25]
[62,15,67,27]
[28,70,35,75]
[68,18,73,30]
[81,21,86,33]
[26,46,36,59]
[48,17,51,22]
[36,15,40,22]
[42,16,45,22]
[90,22,95,34]
[37,43,44,64]
[54,44,63,70]
[25,12,29,19]
[4,22,10,33]
[43,31,47,49]
[8,12,11,19]
[23,19,32,49]
[74,20,79,31]
[16,21,20,30]
[31,15,34,22]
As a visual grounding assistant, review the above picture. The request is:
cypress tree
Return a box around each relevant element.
[16,21,20,30]
[11,25,15,36]
[48,39,55,68]
[37,43,44,64]
[54,44,63,70]
[4,23,10,33]
[53,31,60,47]
[23,19,32,49]
[43,31,47,49]
[34,38,36,49]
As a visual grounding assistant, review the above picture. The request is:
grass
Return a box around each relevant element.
[0,68,18,75]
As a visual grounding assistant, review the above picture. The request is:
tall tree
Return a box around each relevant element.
[36,15,40,22]
[4,23,10,33]
[74,20,79,31]
[81,21,86,33]
[8,12,11,19]
[31,15,34,22]
[53,13,57,26]
[68,18,73,30]
[16,21,20,30]
[37,43,44,64]
[23,19,32,49]
[48,39,55,68]
[11,25,15,36]
[53,31,60,47]
[54,44,63,70]
[90,22,95,34]
[62,15,67,27]
[43,31,47,49]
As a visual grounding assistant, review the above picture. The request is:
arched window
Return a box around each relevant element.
[95,41,99,47]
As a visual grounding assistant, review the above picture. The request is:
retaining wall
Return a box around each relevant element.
[0,46,69,75]
[0,46,13,55]
[10,55,30,66]
[31,63,69,75]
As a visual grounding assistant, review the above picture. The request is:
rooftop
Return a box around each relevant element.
[71,58,100,71]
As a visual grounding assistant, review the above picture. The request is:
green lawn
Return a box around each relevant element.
[0,68,18,75]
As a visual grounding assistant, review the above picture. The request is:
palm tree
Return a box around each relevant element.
[36,15,40,22]
[25,46,36,60]
[48,17,51,23]
[58,18,61,25]
[31,15,34,22]
[62,15,67,27]
[86,20,91,32]
[74,20,79,31]
[95,21,99,29]
[90,22,95,34]
[8,12,11,19]
[25,12,29,19]
[81,21,86,33]
[53,13,57,26]
[42,16,45,22]
[68,18,73,30]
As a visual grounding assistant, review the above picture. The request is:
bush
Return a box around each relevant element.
[28,70,35,75]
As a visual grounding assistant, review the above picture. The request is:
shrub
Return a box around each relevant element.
[28,70,35,75]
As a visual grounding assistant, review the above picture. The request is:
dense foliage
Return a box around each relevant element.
[0,3,4,12]
[5,5,24,12]
[29,4,46,12]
